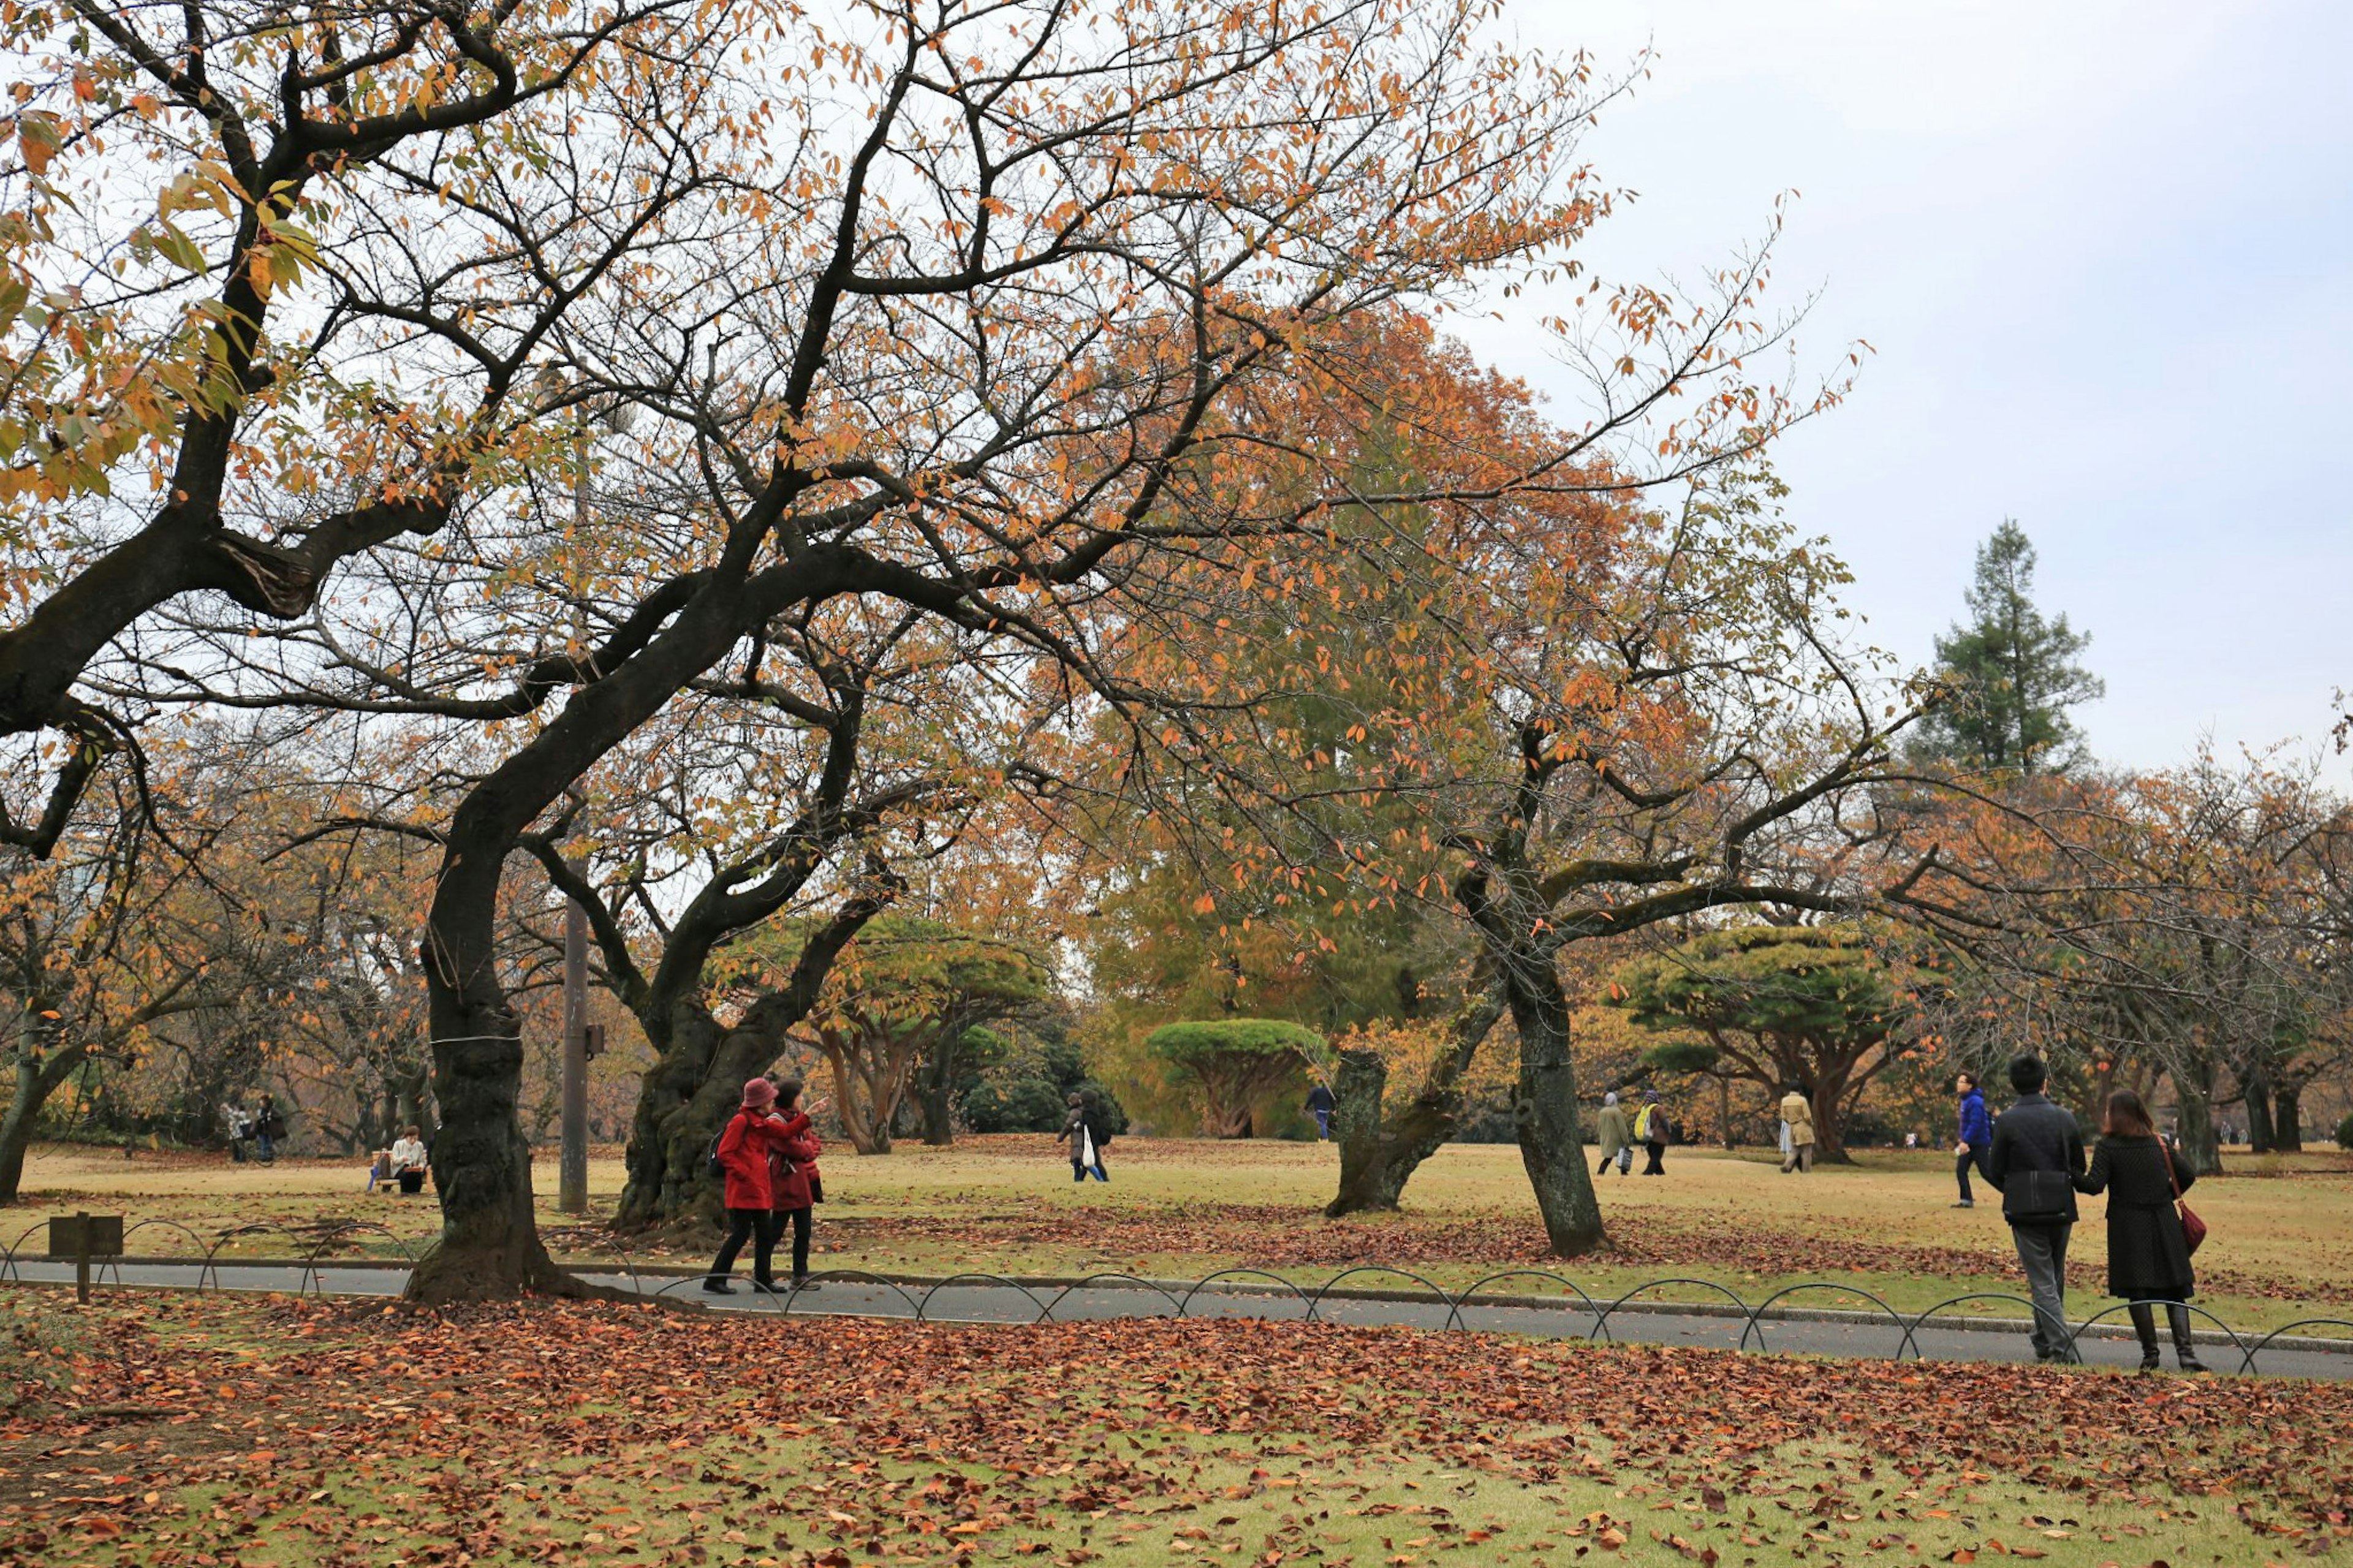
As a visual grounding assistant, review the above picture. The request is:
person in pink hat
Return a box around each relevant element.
[704,1077,795,1294]
[764,1078,828,1292]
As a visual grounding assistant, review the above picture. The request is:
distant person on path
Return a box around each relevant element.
[1636,1091,1670,1176]
[389,1126,430,1195]
[2075,1089,2206,1373]
[1593,1092,1633,1177]
[766,1080,827,1294]
[1984,1054,2087,1363]
[1778,1085,1815,1173]
[1953,1070,1991,1208]
[251,1094,286,1164]
[705,1077,794,1295]
[1306,1080,1336,1140]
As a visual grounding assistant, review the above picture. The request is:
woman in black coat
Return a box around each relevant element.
[2074,1089,2203,1373]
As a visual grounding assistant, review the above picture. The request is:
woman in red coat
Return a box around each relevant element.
[704,1078,794,1294]
[766,1079,827,1292]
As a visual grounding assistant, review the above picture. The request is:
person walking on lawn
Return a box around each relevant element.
[1080,1088,1113,1180]
[1778,1084,1815,1173]
[1063,1092,1096,1177]
[252,1093,286,1164]
[1636,1091,1670,1176]
[1306,1079,1337,1140]
[705,1077,795,1295]
[1983,1053,2087,1363]
[767,1080,828,1294]
[2075,1088,2206,1373]
[1593,1092,1633,1176]
[1953,1070,1991,1208]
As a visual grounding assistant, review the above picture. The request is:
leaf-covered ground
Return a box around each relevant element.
[14,1139,2353,1333]
[4,1287,2350,1567]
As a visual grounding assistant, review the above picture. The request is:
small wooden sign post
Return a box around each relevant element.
[49,1212,125,1304]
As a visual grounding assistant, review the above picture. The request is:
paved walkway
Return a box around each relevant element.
[10,1260,2352,1381]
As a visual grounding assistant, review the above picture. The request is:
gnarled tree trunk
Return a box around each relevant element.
[820,1028,920,1154]
[2169,1045,2224,1178]
[615,1007,738,1234]
[411,999,577,1302]
[0,1019,81,1206]
[2243,1069,2276,1154]
[912,1024,967,1147]
[1327,983,1505,1216]
[2274,1082,2305,1152]
[1499,945,1605,1258]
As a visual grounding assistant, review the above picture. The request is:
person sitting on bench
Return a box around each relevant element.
[388,1126,430,1194]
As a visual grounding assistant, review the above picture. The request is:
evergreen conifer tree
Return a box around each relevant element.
[1914,520,2104,773]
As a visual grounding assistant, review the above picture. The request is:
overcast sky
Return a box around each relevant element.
[1447,0,2351,779]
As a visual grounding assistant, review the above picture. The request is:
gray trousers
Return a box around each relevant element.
[2010,1222,2075,1362]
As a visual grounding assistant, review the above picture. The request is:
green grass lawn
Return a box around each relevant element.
[13,1136,2353,1337]
[3,1289,2347,1566]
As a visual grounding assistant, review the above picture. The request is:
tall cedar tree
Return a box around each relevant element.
[1914,521,2104,775]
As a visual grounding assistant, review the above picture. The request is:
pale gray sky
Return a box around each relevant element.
[1451,0,2352,777]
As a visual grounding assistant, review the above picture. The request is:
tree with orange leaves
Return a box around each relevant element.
[0,726,252,1200]
[41,1,1847,1300]
[1,0,732,849]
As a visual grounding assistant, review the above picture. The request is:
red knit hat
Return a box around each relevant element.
[741,1077,777,1108]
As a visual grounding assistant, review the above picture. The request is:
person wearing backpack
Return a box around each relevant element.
[1637,1091,1670,1176]
[2074,1089,2205,1373]
[1982,1053,2088,1363]
[765,1080,828,1294]
[704,1078,795,1295]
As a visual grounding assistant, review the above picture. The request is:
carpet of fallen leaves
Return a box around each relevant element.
[6,1288,2352,1568]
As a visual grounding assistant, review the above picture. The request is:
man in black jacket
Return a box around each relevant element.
[1983,1054,2087,1363]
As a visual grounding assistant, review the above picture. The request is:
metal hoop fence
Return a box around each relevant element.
[6,1221,2350,1377]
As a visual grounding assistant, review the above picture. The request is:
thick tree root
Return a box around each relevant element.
[402,1238,635,1306]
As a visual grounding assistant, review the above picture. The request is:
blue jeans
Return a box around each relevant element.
[1313,1108,1332,1139]
[256,1132,276,1164]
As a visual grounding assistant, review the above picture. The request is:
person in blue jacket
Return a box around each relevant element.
[1952,1070,1991,1208]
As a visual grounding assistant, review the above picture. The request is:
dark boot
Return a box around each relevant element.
[2128,1303,2161,1371]
[2167,1305,2207,1373]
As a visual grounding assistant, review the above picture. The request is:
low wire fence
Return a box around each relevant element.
[6,1217,2351,1377]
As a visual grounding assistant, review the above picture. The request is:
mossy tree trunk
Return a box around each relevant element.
[1498,939,1605,1257]
[1327,982,1505,1216]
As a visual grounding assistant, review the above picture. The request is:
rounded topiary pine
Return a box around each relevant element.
[2336,1111,2353,1152]
[1146,1018,1327,1138]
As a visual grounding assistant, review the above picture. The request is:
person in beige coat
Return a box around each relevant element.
[1779,1085,1816,1173]
[1593,1092,1633,1176]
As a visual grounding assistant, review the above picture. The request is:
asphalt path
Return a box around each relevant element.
[10,1259,2351,1381]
